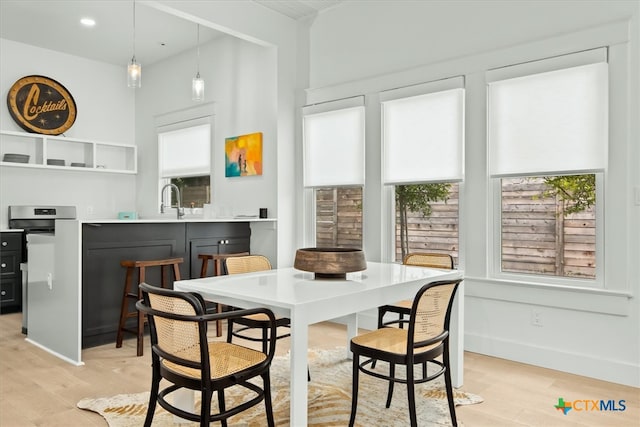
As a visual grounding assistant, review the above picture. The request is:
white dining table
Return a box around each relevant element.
[174,261,464,426]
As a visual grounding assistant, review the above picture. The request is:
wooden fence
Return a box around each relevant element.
[394,184,460,264]
[501,178,595,278]
[316,188,363,249]
[315,179,595,279]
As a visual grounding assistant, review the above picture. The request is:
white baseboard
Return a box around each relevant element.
[25,338,85,367]
[465,332,639,388]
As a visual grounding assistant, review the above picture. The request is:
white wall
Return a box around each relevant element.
[134,33,279,262]
[309,0,637,89]
[0,39,136,226]
[305,0,640,386]
[153,0,300,267]
[2,0,301,268]
[134,35,277,218]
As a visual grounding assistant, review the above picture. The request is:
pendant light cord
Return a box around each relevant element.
[196,24,200,77]
[132,0,136,61]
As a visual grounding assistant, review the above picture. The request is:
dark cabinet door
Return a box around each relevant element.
[81,223,187,348]
[186,223,251,278]
[0,233,23,312]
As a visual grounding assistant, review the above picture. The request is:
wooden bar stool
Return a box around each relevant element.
[198,252,249,336]
[198,252,250,277]
[116,257,183,356]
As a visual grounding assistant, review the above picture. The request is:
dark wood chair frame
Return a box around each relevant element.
[198,251,250,337]
[223,256,310,381]
[136,283,277,427]
[227,316,311,382]
[372,253,455,373]
[223,256,292,353]
[227,314,292,354]
[377,253,455,330]
[349,279,462,427]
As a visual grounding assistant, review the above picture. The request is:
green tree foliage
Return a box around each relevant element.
[542,174,596,215]
[396,183,451,260]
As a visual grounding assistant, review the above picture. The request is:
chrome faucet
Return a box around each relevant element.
[160,183,185,219]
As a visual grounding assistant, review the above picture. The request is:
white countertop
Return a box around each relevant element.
[2,218,276,229]
[63,217,277,224]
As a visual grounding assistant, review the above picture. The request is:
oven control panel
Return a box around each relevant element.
[33,208,57,216]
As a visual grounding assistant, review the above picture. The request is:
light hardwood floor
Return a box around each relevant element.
[0,312,637,426]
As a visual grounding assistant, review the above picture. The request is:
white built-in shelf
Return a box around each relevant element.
[0,130,137,174]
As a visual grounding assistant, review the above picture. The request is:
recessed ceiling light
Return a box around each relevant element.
[80,18,96,27]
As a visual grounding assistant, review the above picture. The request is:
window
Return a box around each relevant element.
[303,97,365,247]
[170,176,210,209]
[500,175,596,279]
[394,182,459,264]
[381,78,465,263]
[315,187,363,249]
[158,122,211,209]
[487,49,607,283]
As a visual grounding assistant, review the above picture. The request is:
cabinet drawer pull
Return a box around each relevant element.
[1,241,7,247]
[1,290,5,296]
[1,263,6,268]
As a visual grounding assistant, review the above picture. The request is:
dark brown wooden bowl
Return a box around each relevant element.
[294,247,366,279]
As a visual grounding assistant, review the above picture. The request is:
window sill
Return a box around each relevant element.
[464,276,632,316]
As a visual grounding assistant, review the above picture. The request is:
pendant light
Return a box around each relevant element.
[192,24,204,101]
[127,0,141,88]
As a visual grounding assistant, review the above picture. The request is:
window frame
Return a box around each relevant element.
[489,174,604,288]
[156,116,212,213]
[302,97,366,247]
[380,77,465,263]
[487,50,608,288]
[391,181,461,265]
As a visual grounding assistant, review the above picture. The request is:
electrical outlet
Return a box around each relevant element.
[531,309,543,327]
[86,206,94,215]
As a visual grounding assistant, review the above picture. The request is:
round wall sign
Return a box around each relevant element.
[6,75,77,135]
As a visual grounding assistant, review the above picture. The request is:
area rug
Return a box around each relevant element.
[78,348,482,426]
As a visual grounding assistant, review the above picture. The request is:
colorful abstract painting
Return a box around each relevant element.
[225,132,263,177]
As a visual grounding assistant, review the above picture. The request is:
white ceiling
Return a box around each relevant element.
[254,0,346,20]
[0,0,345,67]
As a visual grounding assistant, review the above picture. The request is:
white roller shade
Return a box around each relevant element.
[488,60,608,177]
[159,123,211,178]
[303,97,365,187]
[381,78,464,185]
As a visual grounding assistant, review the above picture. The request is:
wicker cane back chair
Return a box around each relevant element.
[349,279,462,427]
[225,255,311,380]
[378,252,455,329]
[224,254,272,275]
[224,256,292,352]
[136,283,277,427]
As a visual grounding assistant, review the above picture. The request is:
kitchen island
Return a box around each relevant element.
[28,217,276,365]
